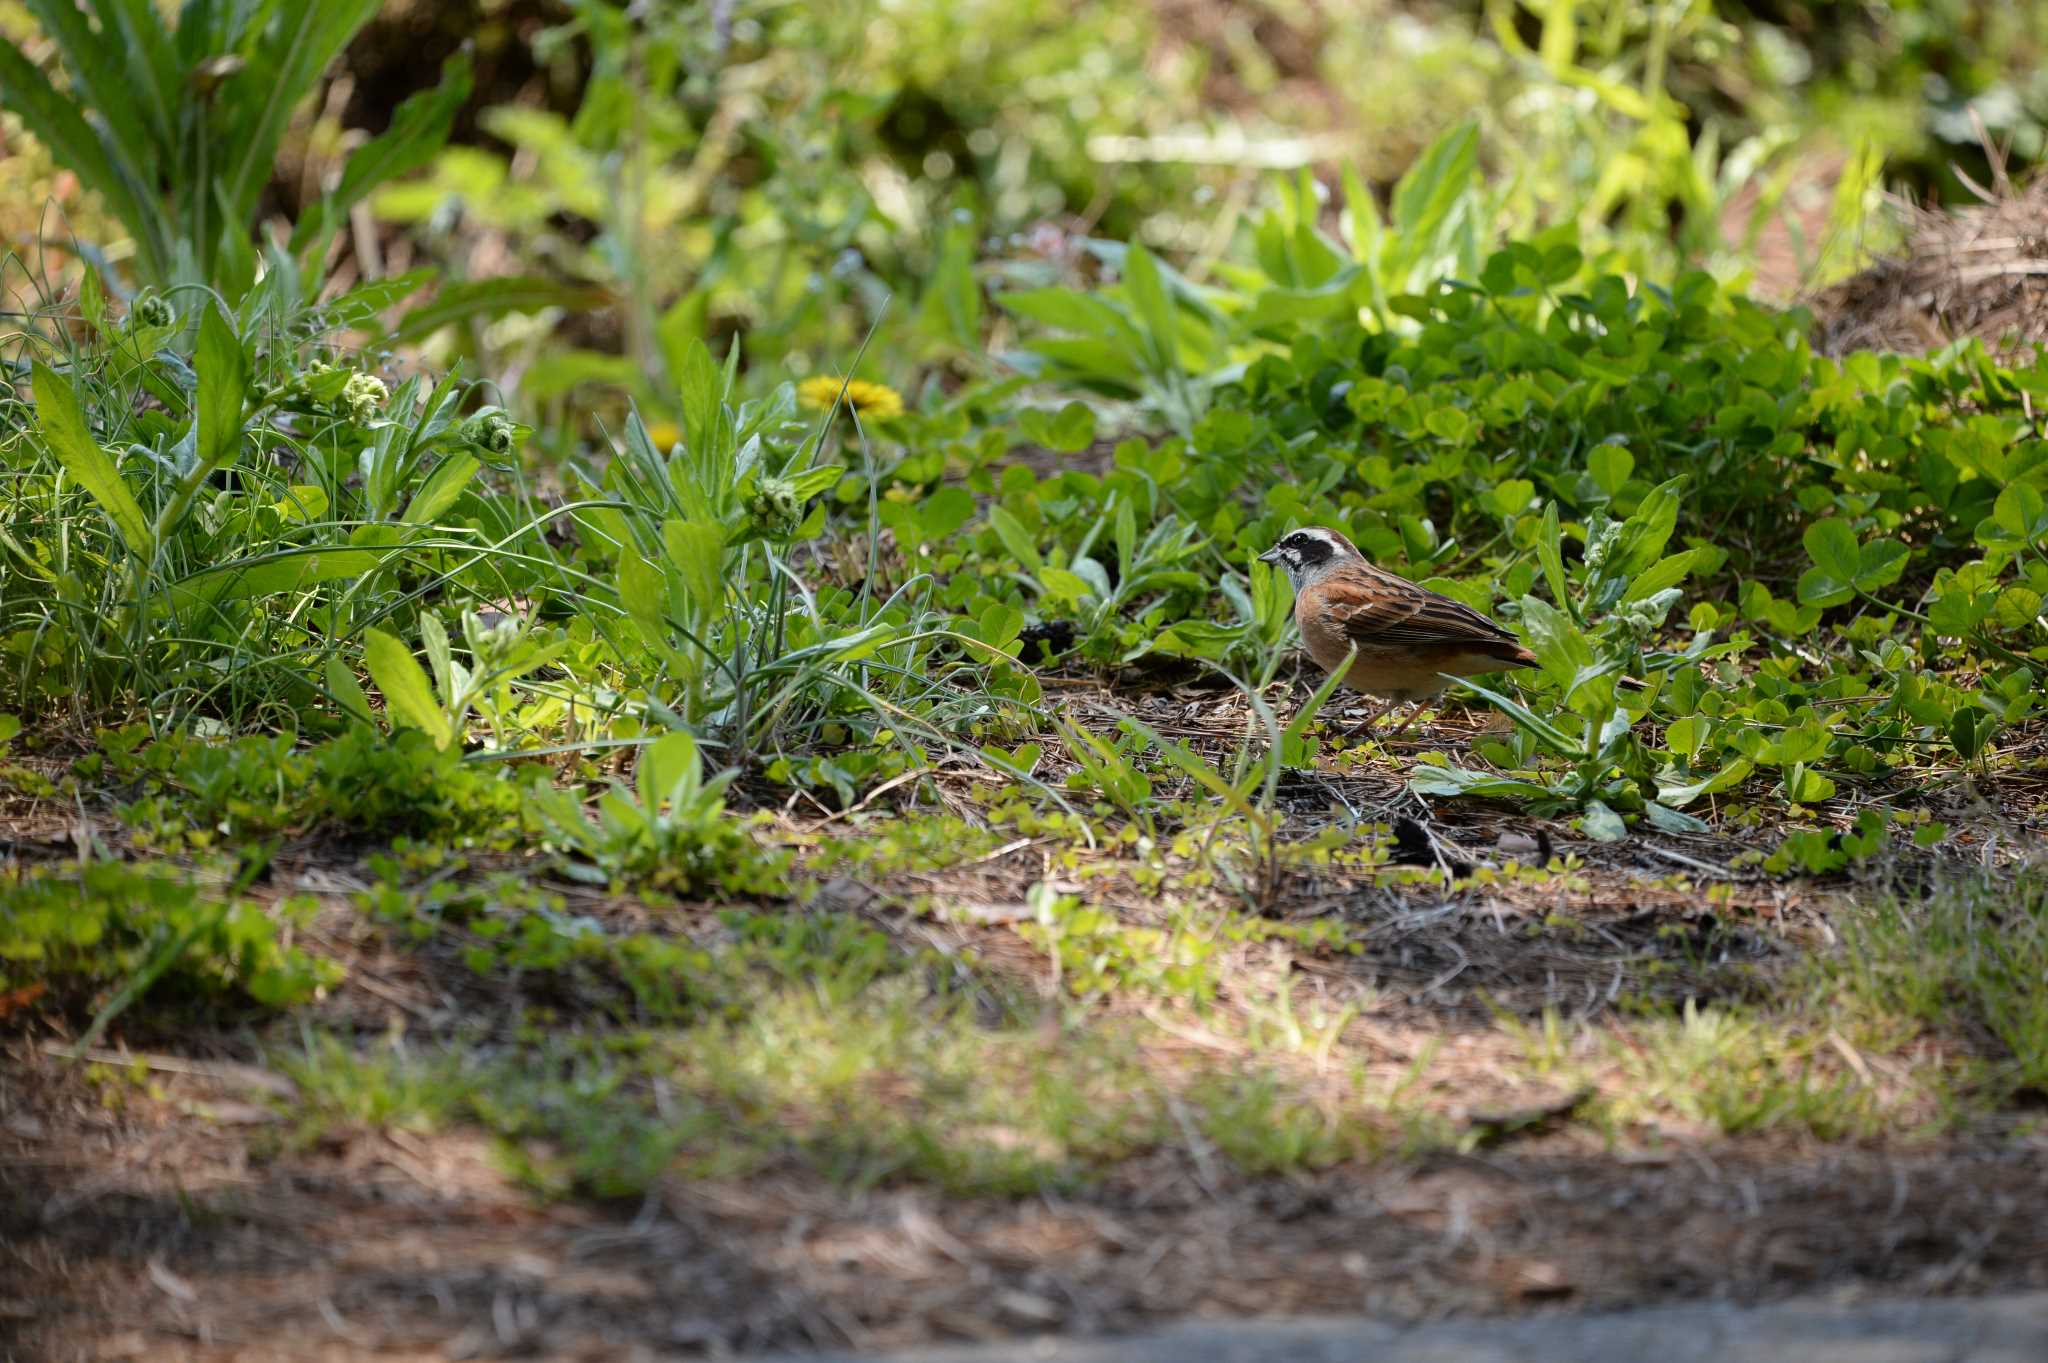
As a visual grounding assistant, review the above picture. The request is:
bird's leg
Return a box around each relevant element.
[1379,699,1428,743]
[1341,697,1394,741]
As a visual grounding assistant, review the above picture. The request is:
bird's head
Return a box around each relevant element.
[1257,526,1360,588]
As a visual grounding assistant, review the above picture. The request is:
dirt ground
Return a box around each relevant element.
[6,687,2047,1362]
[7,1039,2048,1362]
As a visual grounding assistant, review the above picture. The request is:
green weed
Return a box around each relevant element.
[0,859,337,1019]
[1824,875,2048,1095]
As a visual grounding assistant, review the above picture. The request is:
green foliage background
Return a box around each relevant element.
[0,0,2045,1211]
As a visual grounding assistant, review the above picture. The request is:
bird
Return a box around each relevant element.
[1258,526,1537,741]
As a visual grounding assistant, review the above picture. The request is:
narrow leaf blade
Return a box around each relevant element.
[32,361,151,556]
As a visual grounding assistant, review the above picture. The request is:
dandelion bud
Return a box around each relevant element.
[746,475,804,539]
[462,406,519,456]
[342,371,388,424]
[133,293,175,328]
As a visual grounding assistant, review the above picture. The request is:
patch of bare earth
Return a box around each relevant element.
[5,684,2046,1360]
[6,1041,2048,1361]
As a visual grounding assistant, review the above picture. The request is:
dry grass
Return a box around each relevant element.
[1811,163,2048,357]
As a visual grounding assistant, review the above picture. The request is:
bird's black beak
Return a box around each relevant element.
[1257,547,1283,565]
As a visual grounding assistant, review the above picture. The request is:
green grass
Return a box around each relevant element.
[1823,875,2048,1096]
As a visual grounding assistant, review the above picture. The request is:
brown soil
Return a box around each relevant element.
[6,682,2046,1361]
[7,1043,2047,1362]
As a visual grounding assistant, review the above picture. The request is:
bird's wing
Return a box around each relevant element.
[1325,572,1523,649]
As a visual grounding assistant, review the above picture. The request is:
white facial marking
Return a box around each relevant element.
[1263,528,1347,589]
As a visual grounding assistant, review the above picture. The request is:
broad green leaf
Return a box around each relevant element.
[617,549,669,639]
[1611,475,1683,577]
[1796,566,1853,608]
[986,507,1044,575]
[364,627,453,749]
[1004,337,1147,391]
[419,612,455,700]
[675,338,723,464]
[324,268,436,326]
[194,301,247,479]
[1784,762,1836,805]
[1928,588,1994,635]
[918,217,983,348]
[1339,161,1384,265]
[519,348,643,403]
[1122,245,1177,372]
[1588,442,1634,497]
[1068,556,1118,604]
[1802,519,1861,584]
[1950,708,1993,760]
[1018,401,1097,453]
[32,360,151,556]
[785,465,846,502]
[1536,502,1570,613]
[661,517,726,621]
[1642,801,1709,835]
[913,480,974,540]
[1424,407,1471,443]
[1539,243,1584,285]
[393,276,610,343]
[276,485,327,521]
[1853,537,1909,592]
[1037,567,1095,605]
[1760,717,1831,766]
[325,654,373,725]
[995,287,1143,345]
[657,288,711,381]
[1797,520,1874,606]
[1244,274,1360,330]
[1406,762,1553,801]
[1993,482,2048,540]
[1580,799,1627,842]
[1656,756,1752,806]
[174,548,382,605]
[975,602,1025,650]
[1664,715,1709,762]
[402,453,481,525]
[1993,585,2044,632]
[1619,550,1699,606]
[1518,593,1594,686]
[1487,478,1534,518]
[1390,120,1479,256]
[638,730,701,810]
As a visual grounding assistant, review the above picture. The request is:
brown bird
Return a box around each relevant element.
[1258,526,1537,740]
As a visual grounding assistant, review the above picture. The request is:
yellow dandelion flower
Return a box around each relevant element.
[642,420,681,450]
[797,375,904,421]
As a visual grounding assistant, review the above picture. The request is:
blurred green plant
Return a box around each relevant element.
[0,858,338,1022]
[527,730,788,895]
[0,0,469,291]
